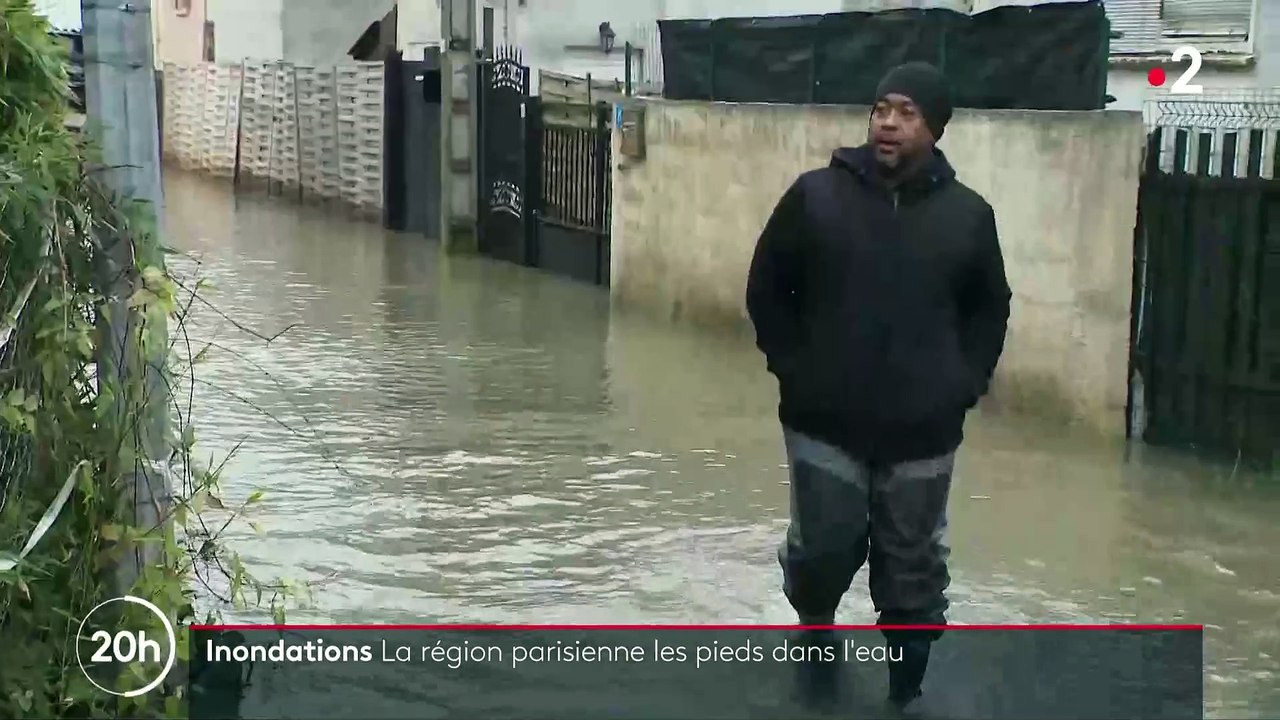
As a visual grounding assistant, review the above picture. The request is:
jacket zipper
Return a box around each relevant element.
[876,189,901,461]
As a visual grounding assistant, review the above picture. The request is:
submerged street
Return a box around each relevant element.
[163,172,1278,718]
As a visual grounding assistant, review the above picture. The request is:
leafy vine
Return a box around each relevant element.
[1,3,299,717]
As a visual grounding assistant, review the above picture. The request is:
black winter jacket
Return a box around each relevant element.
[746,144,1011,464]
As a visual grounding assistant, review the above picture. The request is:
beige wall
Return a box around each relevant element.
[155,0,207,66]
[207,0,284,63]
[609,100,1145,435]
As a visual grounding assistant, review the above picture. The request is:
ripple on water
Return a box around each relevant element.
[166,174,1280,717]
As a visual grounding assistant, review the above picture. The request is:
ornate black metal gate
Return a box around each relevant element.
[476,47,532,264]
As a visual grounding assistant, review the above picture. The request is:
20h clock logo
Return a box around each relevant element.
[76,596,177,697]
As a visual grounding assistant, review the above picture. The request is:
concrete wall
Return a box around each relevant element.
[609,100,1145,434]
[507,0,662,90]
[281,0,394,65]
[207,0,283,62]
[203,0,386,65]
[155,0,208,66]
[397,0,443,60]
[397,0,514,60]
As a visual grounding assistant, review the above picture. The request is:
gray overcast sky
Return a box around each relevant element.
[34,0,82,30]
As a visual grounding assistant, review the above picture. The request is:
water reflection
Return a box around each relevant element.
[162,171,1277,718]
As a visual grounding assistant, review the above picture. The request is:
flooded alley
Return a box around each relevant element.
[162,172,1278,718]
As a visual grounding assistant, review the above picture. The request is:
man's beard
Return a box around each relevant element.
[876,154,908,179]
[876,146,930,182]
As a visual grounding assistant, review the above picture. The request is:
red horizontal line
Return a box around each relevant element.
[190,623,1204,632]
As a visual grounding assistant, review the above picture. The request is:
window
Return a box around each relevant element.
[1107,0,1255,55]
[174,0,191,17]
[1161,0,1253,38]
[203,21,214,62]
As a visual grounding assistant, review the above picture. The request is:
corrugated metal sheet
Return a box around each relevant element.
[1105,0,1254,52]
[1106,0,1162,52]
[1162,0,1252,34]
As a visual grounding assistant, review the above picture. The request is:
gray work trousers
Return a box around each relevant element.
[777,427,954,640]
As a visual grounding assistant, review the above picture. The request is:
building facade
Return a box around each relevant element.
[154,0,211,66]
[395,0,1274,111]
[1102,0,1275,111]
[37,0,1262,108]
[151,0,391,66]
[396,0,945,90]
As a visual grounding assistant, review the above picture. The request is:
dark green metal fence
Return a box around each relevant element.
[657,1,1111,111]
[1130,124,1280,465]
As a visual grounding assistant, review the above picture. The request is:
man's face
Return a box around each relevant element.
[869,93,933,170]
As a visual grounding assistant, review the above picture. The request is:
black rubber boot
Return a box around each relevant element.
[887,638,931,708]
[792,615,841,708]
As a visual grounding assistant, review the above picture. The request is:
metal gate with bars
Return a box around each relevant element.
[526,98,612,285]
[1130,93,1280,465]
[475,47,612,285]
[476,47,533,265]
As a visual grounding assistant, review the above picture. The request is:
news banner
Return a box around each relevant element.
[201,630,910,667]
[80,596,1203,719]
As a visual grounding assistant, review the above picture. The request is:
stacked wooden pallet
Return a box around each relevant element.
[196,64,241,177]
[159,60,385,217]
[267,65,300,194]
[335,62,384,215]
[161,63,203,168]
[237,63,277,185]
[295,66,341,201]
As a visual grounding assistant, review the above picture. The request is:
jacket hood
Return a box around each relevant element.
[830,143,956,195]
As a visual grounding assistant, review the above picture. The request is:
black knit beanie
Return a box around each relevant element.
[874,61,954,140]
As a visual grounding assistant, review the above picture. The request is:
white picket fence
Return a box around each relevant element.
[161,61,385,215]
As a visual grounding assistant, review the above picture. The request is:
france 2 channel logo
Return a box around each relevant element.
[76,596,178,697]
[1147,45,1205,95]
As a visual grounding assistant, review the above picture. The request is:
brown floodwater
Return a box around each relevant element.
[161,171,1278,718]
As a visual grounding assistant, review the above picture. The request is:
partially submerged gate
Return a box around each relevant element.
[476,46,532,265]
[526,99,613,285]
[1129,95,1280,466]
[475,47,615,286]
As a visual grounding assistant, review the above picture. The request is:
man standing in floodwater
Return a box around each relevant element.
[745,61,1012,709]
